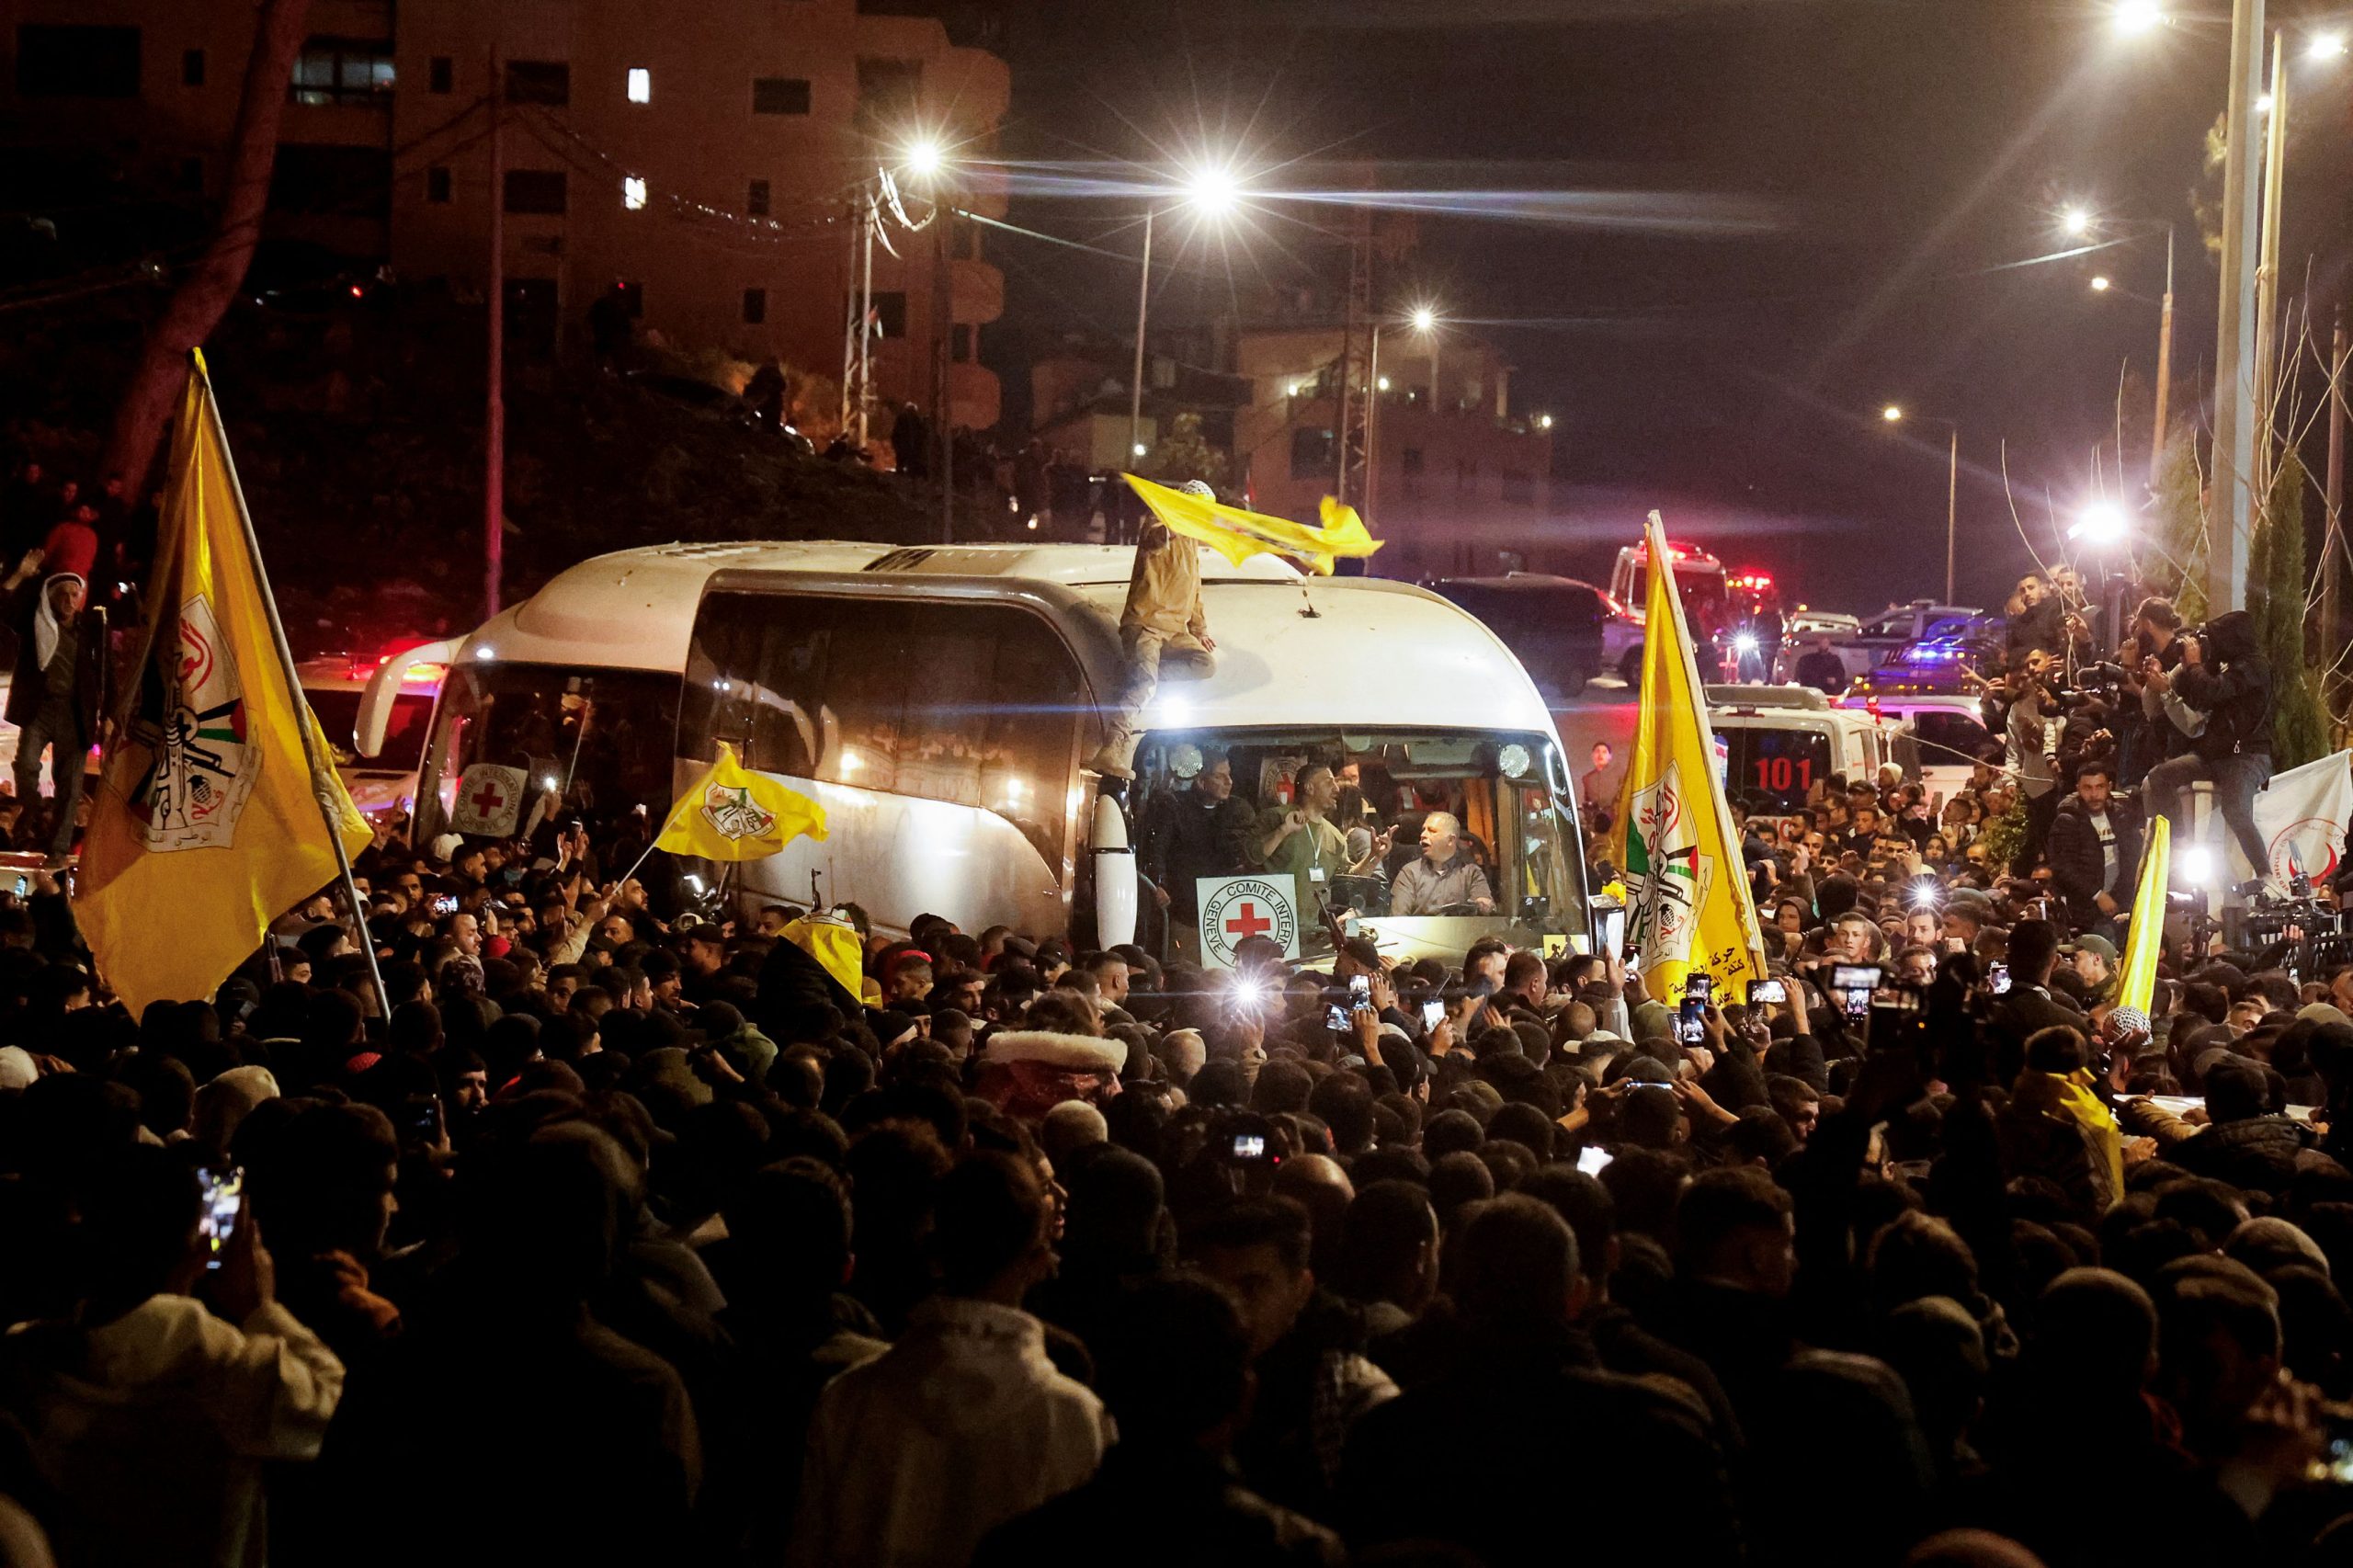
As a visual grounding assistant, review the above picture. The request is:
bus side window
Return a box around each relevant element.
[982,610,1082,865]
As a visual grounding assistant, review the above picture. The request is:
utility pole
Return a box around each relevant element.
[2150,224,2175,487]
[934,208,953,543]
[2327,306,2347,691]
[1364,324,1383,524]
[1128,208,1154,469]
[856,189,875,449]
[1945,426,1958,608]
[2252,26,2287,502]
[2207,0,2266,614]
[839,196,858,439]
[485,48,505,622]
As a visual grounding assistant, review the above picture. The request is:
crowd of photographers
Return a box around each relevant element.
[4,551,2353,1566]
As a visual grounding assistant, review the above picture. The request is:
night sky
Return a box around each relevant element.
[985,0,2353,615]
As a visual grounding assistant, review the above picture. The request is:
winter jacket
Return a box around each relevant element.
[2044,794,2143,925]
[2172,610,2274,762]
[791,1296,1108,1568]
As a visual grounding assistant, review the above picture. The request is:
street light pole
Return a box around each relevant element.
[1128,207,1154,467]
[2151,223,2176,485]
[2253,26,2288,499]
[1946,425,1959,608]
[2207,0,2266,613]
[1365,323,1383,523]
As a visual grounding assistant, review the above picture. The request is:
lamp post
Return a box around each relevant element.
[1364,303,1445,525]
[1881,405,1960,606]
[2060,206,2177,483]
[1127,164,1243,467]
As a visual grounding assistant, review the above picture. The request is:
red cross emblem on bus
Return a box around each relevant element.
[470,778,506,818]
[1223,901,1273,940]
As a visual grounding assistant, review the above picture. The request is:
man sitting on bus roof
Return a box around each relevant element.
[1390,812,1495,916]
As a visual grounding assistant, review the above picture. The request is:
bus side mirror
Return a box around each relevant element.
[355,639,460,757]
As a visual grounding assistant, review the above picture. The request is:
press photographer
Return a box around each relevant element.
[2141,610,2275,889]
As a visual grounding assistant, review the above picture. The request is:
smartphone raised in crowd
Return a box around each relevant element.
[196,1166,244,1271]
[1421,999,1446,1031]
[1677,973,1712,1045]
[1829,963,1881,1024]
[1747,979,1787,1006]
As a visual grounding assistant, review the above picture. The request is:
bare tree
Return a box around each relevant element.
[98,0,314,494]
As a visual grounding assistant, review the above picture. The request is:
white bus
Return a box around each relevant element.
[363,540,1592,961]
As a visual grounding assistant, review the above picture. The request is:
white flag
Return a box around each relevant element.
[2248,750,2353,890]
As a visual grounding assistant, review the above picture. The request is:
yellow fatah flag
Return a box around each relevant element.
[1123,473,1383,576]
[2116,813,2170,1013]
[77,354,371,1015]
[1609,510,1768,1005]
[654,742,827,861]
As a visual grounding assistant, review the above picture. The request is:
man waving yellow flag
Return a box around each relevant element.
[77,354,372,1014]
[1610,510,1768,1006]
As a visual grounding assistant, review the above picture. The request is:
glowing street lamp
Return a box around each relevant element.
[2073,500,2131,546]
[2310,29,2347,62]
[2060,204,2095,239]
[2112,0,2165,35]
[1130,159,1248,461]
[2090,274,2113,292]
[902,136,946,180]
[1878,403,1961,604]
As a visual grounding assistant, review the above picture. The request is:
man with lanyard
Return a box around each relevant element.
[1255,764,1350,926]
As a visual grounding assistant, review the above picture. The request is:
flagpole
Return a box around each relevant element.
[191,352,388,1012]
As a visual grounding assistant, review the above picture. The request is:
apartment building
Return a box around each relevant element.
[1,0,1008,426]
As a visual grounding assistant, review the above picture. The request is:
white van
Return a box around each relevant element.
[300,653,444,820]
[1705,684,1905,816]
[363,541,1593,962]
[1834,691,1995,805]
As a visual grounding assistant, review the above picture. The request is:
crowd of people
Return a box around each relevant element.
[0,680,2349,1568]
[0,450,2347,1567]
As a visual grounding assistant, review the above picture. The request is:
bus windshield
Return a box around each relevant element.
[415,662,683,838]
[306,688,434,772]
[1133,727,1588,963]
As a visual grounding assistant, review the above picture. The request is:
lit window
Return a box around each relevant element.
[626,66,650,103]
[622,176,647,210]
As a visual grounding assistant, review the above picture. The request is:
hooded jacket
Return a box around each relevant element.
[2172,610,2273,763]
[791,1295,1108,1568]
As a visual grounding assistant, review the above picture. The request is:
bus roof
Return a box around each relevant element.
[460,540,1302,674]
[463,540,1557,741]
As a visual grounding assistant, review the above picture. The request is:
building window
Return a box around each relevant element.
[1501,469,1535,506]
[743,288,767,324]
[752,76,811,115]
[855,59,922,131]
[15,24,142,97]
[182,49,205,87]
[502,168,567,215]
[505,59,569,106]
[269,145,392,214]
[426,165,451,203]
[952,324,973,362]
[290,37,394,105]
[847,290,907,337]
[626,66,650,103]
[1290,427,1337,481]
[746,178,771,217]
[429,55,452,94]
[622,175,647,210]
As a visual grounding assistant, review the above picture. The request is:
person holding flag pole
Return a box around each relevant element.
[1609,509,1768,1008]
[75,352,381,1015]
